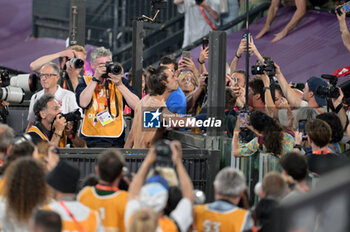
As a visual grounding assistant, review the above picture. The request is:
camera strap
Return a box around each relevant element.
[199,6,216,30]
[105,81,120,117]
[95,81,119,118]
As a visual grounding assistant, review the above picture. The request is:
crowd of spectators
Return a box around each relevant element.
[0,1,349,231]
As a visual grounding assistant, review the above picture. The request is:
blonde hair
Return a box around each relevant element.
[68,45,87,57]
[147,167,179,187]
[177,71,198,87]
[128,208,158,232]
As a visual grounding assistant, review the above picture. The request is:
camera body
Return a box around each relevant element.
[102,62,122,79]
[69,58,84,69]
[251,59,276,77]
[61,109,82,122]
[154,140,173,167]
[316,75,340,99]
[195,0,204,5]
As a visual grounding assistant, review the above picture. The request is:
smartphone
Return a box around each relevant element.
[242,32,251,43]
[239,112,249,128]
[182,51,191,59]
[298,119,307,140]
[337,2,350,16]
[202,38,209,49]
[233,76,238,83]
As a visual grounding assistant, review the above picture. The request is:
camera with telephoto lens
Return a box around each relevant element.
[316,74,340,99]
[69,58,84,69]
[61,109,82,122]
[0,69,40,104]
[154,139,173,167]
[102,62,122,79]
[251,58,276,77]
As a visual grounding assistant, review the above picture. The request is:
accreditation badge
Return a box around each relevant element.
[96,110,114,126]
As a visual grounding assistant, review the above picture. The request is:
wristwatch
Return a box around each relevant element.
[92,77,100,84]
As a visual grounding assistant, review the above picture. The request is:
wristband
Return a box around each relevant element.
[263,87,270,91]
[92,77,100,84]
[235,53,241,59]
[197,58,205,64]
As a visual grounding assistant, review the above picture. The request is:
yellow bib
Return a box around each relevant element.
[81,76,124,138]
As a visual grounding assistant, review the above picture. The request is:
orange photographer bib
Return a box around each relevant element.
[81,76,124,138]
[27,125,66,147]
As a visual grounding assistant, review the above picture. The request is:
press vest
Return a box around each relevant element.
[194,203,249,232]
[81,76,124,138]
[45,203,100,232]
[78,186,128,232]
[27,125,66,148]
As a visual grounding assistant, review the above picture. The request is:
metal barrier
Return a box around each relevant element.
[58,148,220,201]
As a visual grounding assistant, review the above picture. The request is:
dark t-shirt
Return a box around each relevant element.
[27,122,52,145]
[307,152,345,175]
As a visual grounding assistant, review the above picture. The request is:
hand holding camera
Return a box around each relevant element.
[53,114,67,135]
[170,140,182,166]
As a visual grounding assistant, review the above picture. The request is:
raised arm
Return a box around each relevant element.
[30,49,75,72]
[274,63,302,108]
[260,73,277,118]
[128,148,156,200]
[171,141,194,202]
[230,39,247,74]
[336,6,350,52]
[198,46,208,74]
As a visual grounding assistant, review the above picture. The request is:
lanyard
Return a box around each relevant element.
[312,150,332,155]
[59,201,87,232]
[96,184,119,192]
[199,6,216,30]
[95,84,108,113]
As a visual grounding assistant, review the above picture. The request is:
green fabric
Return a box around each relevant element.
[94,186,115,196]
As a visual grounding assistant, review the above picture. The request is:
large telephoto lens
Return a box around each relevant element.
[10,74,38,93]
[0,86,25,103]
[70,58,84,69]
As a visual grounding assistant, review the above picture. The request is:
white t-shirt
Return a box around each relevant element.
[124,198,193,232]
[27,85,80,122]
[177,0,220,48]
[0,197,31,232]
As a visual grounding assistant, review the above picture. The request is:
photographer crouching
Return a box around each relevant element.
[27,94,85,147]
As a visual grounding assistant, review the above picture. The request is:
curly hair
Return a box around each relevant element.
[147,66,169,96]
[4,157,50,222]
[250,111,283,156]
[316,112,343,143]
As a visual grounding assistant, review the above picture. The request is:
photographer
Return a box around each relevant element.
[125,140,194,232]
[26,62,80,133]
[76,47,139,148]
[30,45,87,92]
[273,62,328,111]
[27,94,67,147]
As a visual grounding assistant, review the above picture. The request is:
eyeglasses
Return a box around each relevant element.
[39,73,58,79]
